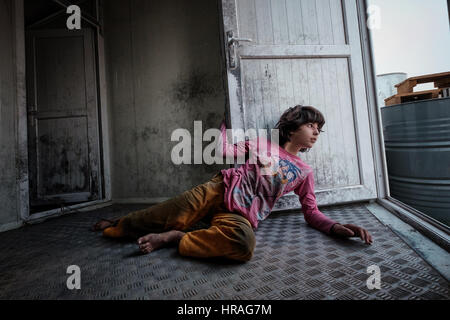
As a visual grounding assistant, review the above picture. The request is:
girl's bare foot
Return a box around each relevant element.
[137,230,185,254]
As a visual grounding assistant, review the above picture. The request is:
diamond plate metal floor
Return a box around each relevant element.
[0,203,448,300]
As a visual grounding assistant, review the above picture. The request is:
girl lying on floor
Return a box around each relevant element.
[92,105,373,262]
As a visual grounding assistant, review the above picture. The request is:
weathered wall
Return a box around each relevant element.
[0,0,19,226]
[103,0,228,200]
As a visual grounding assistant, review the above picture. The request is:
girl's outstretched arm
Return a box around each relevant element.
[294,172,338,235]
[294,172,373,244]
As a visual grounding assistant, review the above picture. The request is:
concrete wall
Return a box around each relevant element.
[0,0,19,227]
[103,0,228,200]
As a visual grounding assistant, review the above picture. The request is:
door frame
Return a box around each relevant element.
[357,0,449,247]
[13,0,112,223]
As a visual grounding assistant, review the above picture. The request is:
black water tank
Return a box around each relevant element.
[381,98,450,226]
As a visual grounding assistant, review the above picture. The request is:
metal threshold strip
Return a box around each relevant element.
[376,198,450,252]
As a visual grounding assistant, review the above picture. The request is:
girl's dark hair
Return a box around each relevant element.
[274,105,325,150]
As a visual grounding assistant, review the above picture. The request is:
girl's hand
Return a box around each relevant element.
[331,223,373,245]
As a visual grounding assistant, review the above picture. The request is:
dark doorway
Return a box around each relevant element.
[25,0,103,213]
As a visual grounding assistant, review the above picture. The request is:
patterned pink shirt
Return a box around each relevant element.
[217,120,337,234]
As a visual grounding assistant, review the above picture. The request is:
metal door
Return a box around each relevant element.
[220,0,377,210]
[26,28,102,211]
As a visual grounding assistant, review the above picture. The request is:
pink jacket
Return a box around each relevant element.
[217,120,337,234]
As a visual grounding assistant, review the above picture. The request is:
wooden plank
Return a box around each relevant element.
[239,44,351,58]
[400,90,441,103]
[317,58,330,187]
[286,0,305,45]
[336,58,360,186]
[316,0,334,44]
[329,0,346,44]
[396,89,441,98]
[306,59,325,186]
[435,79,450,88]
[259,60,277,131]
[275,60,294,124]
[270,0,289,44]
[396,79,417,94]
[301,0,320,45]
[241,60,258,130]
[255,0,274,44]
[236,0,257,43]
[255,61,267,131]
[384,89,442,106]
[385,89,442,106]
[267,61,279,130]
[292,59,310,106]
[395,71,450,93]
[322,58,344,187]
[403,71,450,83]
[384,95,401,106]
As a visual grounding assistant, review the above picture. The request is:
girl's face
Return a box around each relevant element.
[289,123,321,149]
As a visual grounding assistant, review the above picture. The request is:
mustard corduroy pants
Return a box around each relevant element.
[103,172,255,262]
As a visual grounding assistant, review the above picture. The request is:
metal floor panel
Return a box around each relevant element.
[0,203,448,300]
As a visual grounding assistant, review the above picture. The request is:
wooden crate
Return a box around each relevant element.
[385,89,441,106]
[384,71,450,106]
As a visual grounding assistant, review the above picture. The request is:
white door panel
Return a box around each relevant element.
[220,0,377,210]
